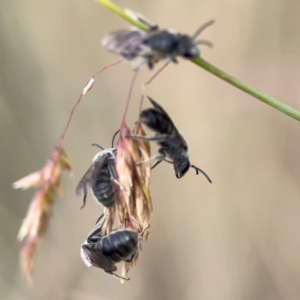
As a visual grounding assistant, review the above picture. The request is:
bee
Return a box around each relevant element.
[76,130,120,209]
[81,214,139,281]
[102,15,214,69]
[135,96,212,182]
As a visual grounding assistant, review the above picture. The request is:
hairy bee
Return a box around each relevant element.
[81,214,139,281]
[76,130,120,209]
[136,96,212,182]
[102,15,214,69]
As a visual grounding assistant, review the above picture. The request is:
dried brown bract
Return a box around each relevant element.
[115,123,152,230]
[132,122,152,234]
[13,148,72,282]
[114,121,152,280]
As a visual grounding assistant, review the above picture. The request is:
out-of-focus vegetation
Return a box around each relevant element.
[1,0,300,299]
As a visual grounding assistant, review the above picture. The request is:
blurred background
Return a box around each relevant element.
[1,0,300,299]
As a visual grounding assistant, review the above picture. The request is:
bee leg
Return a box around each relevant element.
[190,164,212,183]
[171,57,178,64]
[111,177,126,191]
[80,188,87,209]
[137,154,165,166]
[125,252,137,263]
[105,270,130,281]
[162,158,174,164]
[107,164,127,191]
[151,159,163,170]
[151,155,176,169]
[147,60,154,70]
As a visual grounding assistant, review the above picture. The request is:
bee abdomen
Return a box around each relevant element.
[102,230,139,263]
[91,169,115,207]
[140,109,173,135]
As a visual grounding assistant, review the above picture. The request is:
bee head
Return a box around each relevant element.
[176,35,199,58]
[174,158,190,178]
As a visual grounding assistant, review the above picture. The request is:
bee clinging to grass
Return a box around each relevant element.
[102,12,214,69]
[134,96,212,182]
[76,130,121,209]
[81,214,139,281]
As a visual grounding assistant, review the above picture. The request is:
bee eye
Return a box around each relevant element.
[183,146,188,151]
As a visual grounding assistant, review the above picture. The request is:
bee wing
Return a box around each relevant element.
[75,163,95,197]
[76,154,110,196]
[102,30,152,60]
[147,96,187,147]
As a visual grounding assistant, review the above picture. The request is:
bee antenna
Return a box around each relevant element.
[111,129,120,147]
[91,143,104,150]
[112,272,130,281]
[190,164,212,183]
[194,39,214,48]
[192,19,215,40]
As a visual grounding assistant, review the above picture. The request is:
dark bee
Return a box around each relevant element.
[102,15,214,69]
[76,130,120,209]
[136,96,212,182]
[81,214,139,281]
